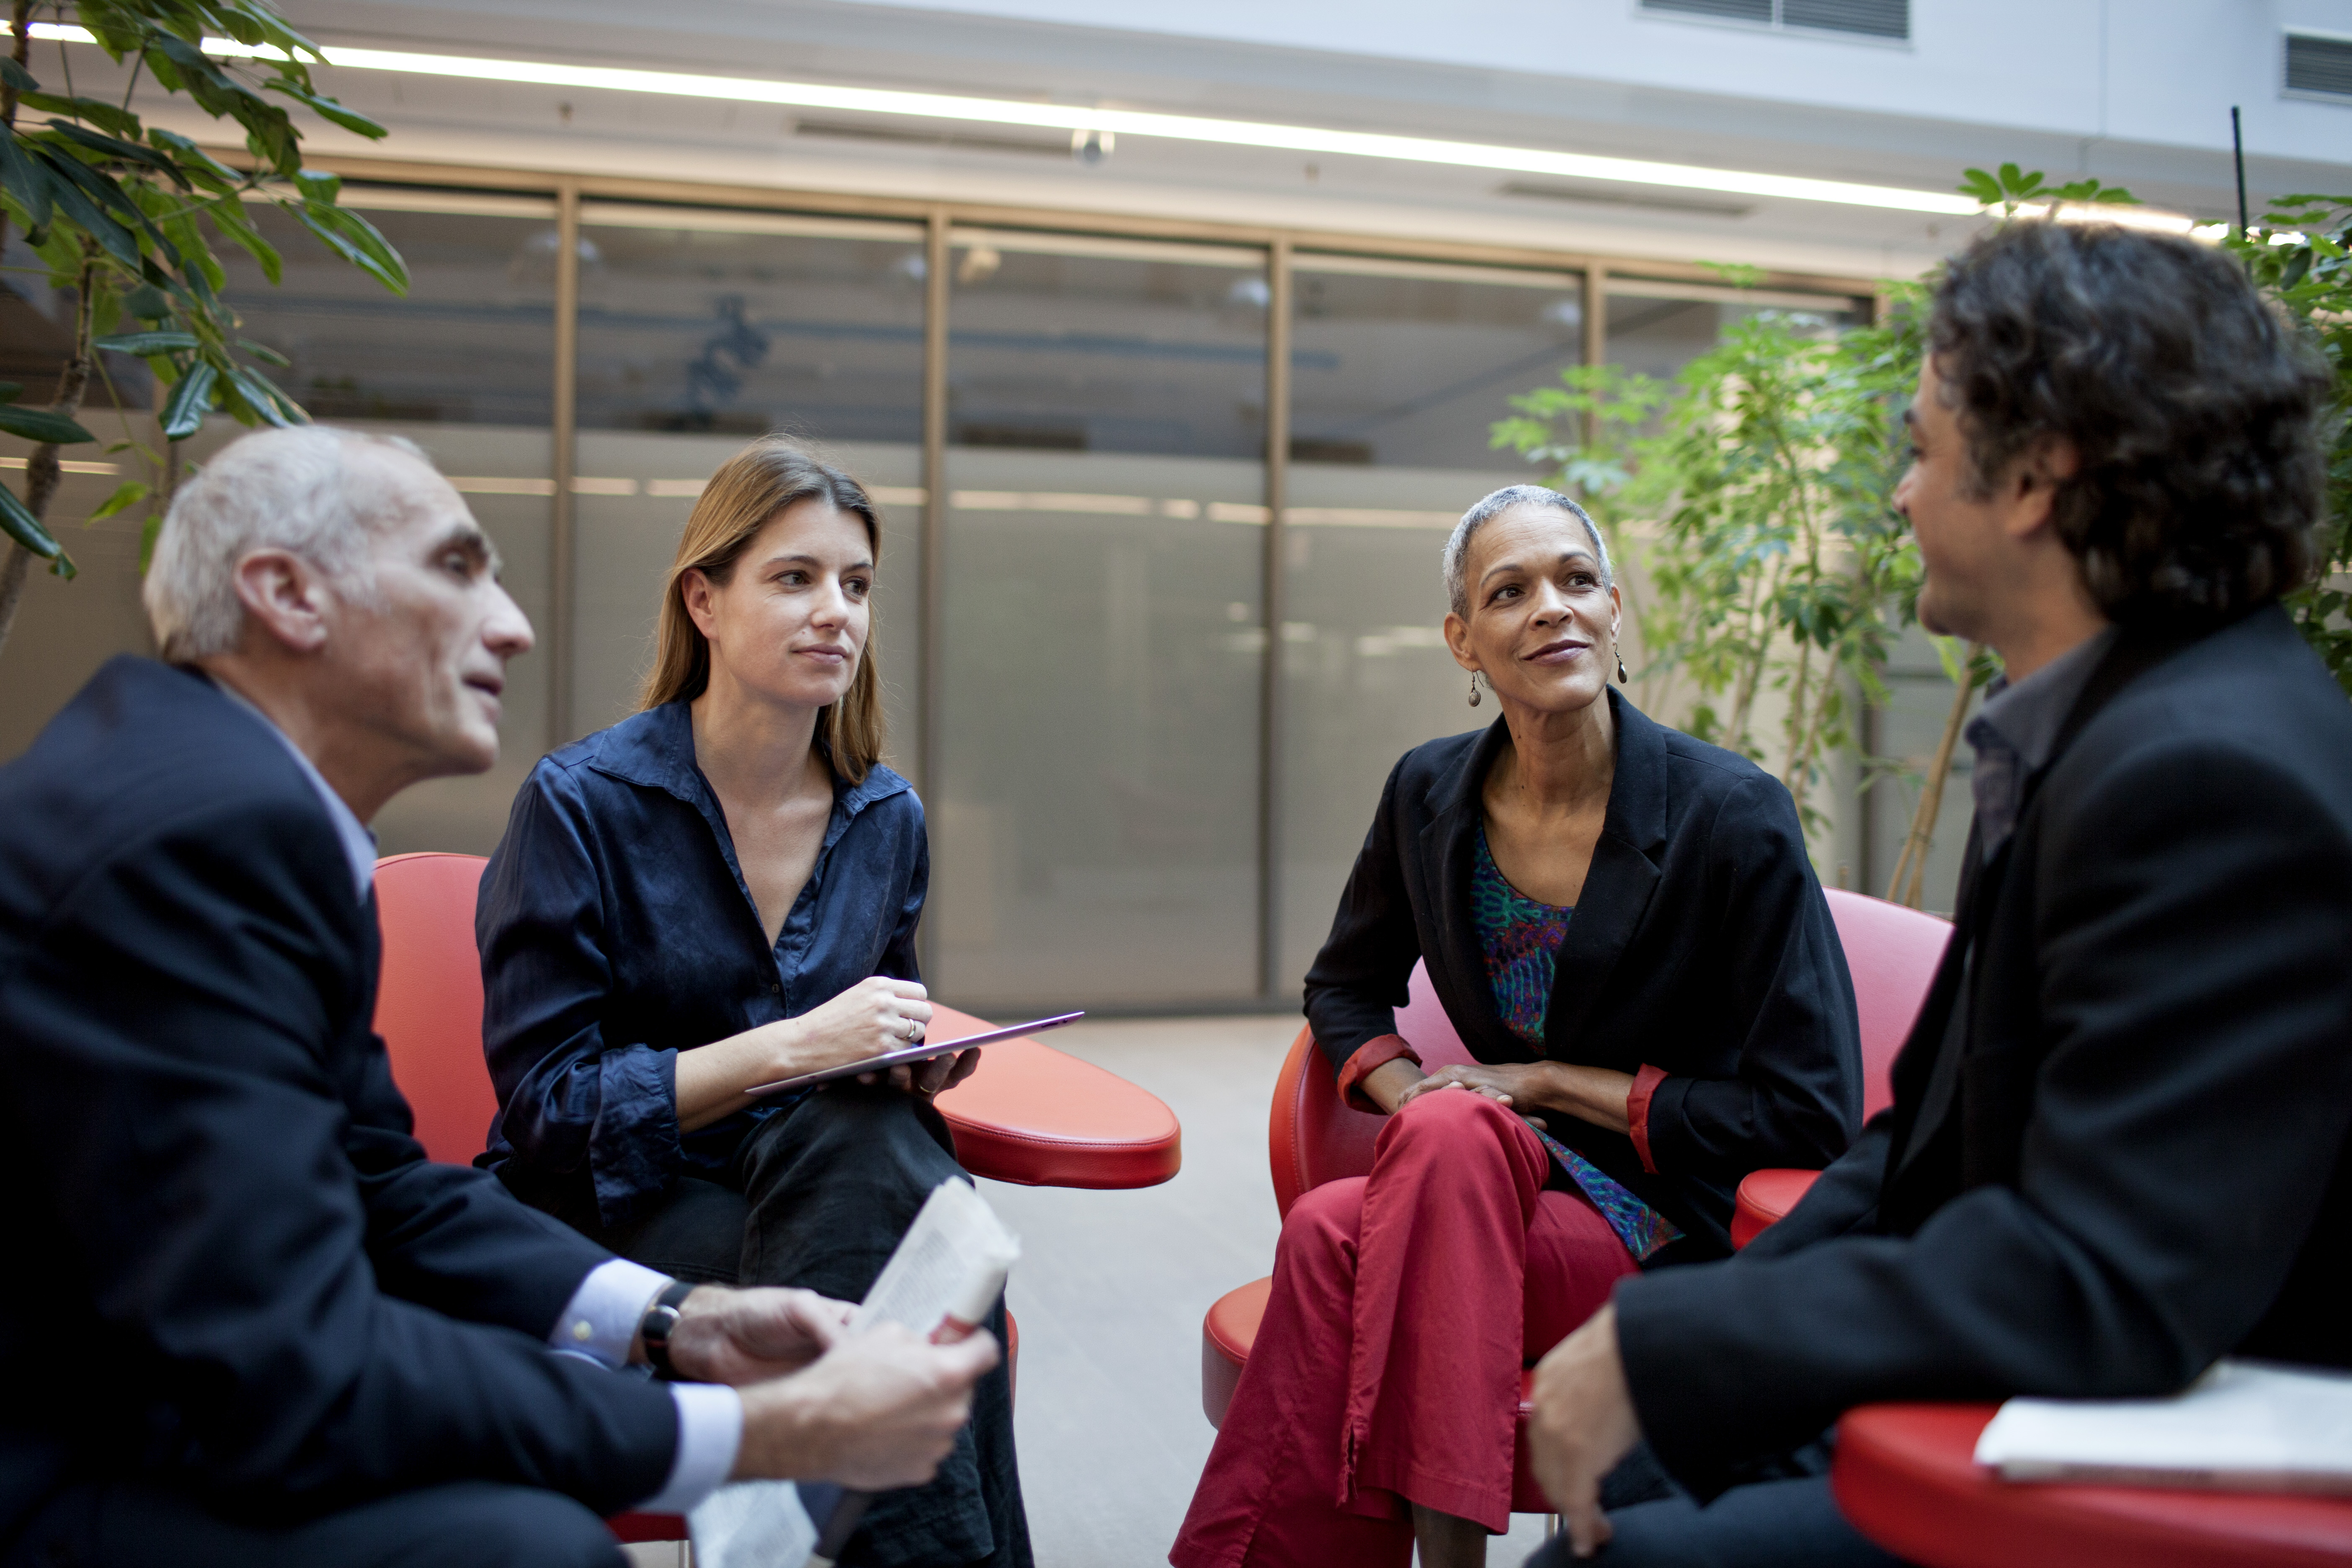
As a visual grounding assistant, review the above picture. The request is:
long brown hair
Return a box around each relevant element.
[640,438,887,784]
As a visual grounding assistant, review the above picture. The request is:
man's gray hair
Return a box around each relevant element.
[1441,484,1613,619]
[144,425,432,663]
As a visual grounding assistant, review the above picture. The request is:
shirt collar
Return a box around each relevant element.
[1963,625,2118,861]
[1970,625,2120,777]
[211,677,379,903]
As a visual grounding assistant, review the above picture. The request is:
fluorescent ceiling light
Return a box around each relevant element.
[15,19,1983,216]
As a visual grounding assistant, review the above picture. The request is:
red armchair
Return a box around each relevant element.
[1198,888,1953,1518]
[371,850,1181,1543]
[1730,890,1950,1246]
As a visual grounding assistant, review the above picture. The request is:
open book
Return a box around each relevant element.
[1974,1359,2352,1493]
[689,1179,1021,1568]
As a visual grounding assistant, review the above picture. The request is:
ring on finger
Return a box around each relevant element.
[903,1016,922,1043]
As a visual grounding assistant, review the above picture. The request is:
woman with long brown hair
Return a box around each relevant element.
[476,438,1030,1568]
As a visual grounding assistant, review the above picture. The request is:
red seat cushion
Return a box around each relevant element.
[1201,1276,1551,1514]
[1835,1403,2352,1568]
[1731,1168,1822,1249]
[606,1511,687,1542]
[373,853,500,1165]
[932,1011,1180,1189]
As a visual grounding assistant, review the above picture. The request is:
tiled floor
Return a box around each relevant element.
[980,1014,1560,1568]
[634,1013,1559,1567]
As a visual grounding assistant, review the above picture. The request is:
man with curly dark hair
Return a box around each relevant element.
[1517,219,2352,1568]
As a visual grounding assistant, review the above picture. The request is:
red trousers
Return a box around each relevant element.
[1172,1088,1638,1568]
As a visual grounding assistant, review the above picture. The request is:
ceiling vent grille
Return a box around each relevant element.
[1642,0,1908,42]
[2285,33,2352,100]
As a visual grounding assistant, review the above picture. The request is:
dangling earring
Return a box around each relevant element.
[1616,651,1630,684]
[1467,672,1482,707]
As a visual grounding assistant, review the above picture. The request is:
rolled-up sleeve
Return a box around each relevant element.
[1636,776,1861,1179]
[479,764,683,1228]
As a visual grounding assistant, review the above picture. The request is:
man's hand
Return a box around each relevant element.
[732,1326,998,1489]
[1529,1304,1644,1558]
[660,1286,854,1385]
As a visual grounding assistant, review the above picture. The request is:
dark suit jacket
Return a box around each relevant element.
[1617,606,2352,1496]
[1303,690,1862,1257]
[0,658,677,1540]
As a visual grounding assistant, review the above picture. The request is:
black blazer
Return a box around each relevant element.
[1303,690,1862,1257]
[0,659,676,1537]
[1617,606,2352,1497]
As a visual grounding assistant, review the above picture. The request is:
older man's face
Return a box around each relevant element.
[332,448,534,787]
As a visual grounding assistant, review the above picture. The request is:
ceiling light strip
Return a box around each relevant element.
[12,22,1983,216]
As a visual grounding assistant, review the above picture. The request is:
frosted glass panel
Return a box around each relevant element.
[1279,260,1584,993]
[568,211,929,788]
[935,234,1266,1008]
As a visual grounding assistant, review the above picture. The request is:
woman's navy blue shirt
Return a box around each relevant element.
[475,700,927,1229]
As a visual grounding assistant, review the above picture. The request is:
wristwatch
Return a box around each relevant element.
[638,1279,697,1379]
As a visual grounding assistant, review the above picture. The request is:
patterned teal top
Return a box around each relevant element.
[1470,826,1681,1262]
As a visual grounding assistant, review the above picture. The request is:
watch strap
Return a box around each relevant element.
[640,1278,696,1379]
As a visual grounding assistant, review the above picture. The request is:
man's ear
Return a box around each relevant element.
[2003,436,2081,541]
[231,548,335,655]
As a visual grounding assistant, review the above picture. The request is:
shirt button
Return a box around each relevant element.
[571,1320,594,1343]
[770,981,781,993]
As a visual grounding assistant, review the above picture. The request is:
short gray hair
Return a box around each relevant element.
[1441,485,1613,619]
[144,426,432,662]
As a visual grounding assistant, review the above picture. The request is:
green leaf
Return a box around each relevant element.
[292,167,341,204]
[236,336,291,368]
[0,481,67,562]
[83,479,150,525]
[1958,167,2002,204]
[284,198,409,295]
[0,405,98,444]
[17,92,144,142]
[95,329,202,356]
[25,146,144,269]
[0,127,53,234]
[0,383,17,403]
[203,193,281,284]
[262,78,390,140]
[146,129,245,194]
[0,56,39,93]
[39,119,185,185]
[160,360,220,439]
[231,365,307,426]
[121,281,174,321]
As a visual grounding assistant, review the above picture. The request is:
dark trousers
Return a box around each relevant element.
[3,1479,623,1568]
[583,1083,1031,1568]
[1520,1473,1913,1568]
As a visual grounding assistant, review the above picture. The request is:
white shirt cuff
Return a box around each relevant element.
[549,1257,673,1367]
[639,1382,744,1513]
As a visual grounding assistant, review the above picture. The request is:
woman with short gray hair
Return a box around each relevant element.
[1175,486,1862,1568]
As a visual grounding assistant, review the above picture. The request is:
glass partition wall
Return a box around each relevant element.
[935,231,1267,1007]
[0,171,1880,1008]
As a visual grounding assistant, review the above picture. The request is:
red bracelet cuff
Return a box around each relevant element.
[1336,1034,1422,1112]
[1627,1063,1671,1173]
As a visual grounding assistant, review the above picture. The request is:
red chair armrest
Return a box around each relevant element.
[931,1011,1180,1189]
[1731,1168,1821,1249]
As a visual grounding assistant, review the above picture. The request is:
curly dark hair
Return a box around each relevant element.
[1930,220,2331,623]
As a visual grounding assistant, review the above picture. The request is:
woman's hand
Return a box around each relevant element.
[675,976,934,1131]
[792,975,934,1074]
[1395,1060,1638,1136]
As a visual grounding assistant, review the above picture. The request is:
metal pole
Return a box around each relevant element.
[917,210,949,981]
[1583,264,1607,446]
[2231,106,2249,234]
[549,179,581,749]
[1259,238,1293,1003]
[920,210,949,804]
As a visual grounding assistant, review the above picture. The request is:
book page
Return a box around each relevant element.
[1974,1359,2352,1492]
[850,1178,1021,1343]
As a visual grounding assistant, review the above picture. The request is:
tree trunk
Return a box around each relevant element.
[1884,652,1977,909]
